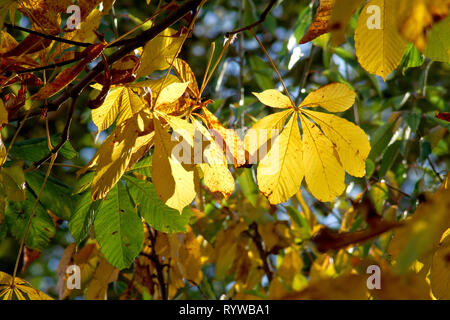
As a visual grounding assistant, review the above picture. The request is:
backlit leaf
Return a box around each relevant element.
[94,182,144,269]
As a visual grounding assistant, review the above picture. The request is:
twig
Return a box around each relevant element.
[4,23,91,48]
[427,155,444,183]
[369,177,412,198]
[225,0,277,37]
[238,0,245,128]
[250,28,294,106]
[15,58,81,74]
[147,227,168,300]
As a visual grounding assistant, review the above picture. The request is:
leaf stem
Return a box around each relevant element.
[249,28,295,107]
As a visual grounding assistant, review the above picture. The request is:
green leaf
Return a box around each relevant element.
[94,182,144,269]
[124,175,191,233]
[72,172,95,195]
[365,158,375,178]
[285,206,310,239]
[5,190,55,251]
[379,140,401,178]
[25,171,74,220]
[9,135,77,163]
[248,55,274,91]
[69,191,100,245]
[400,44,424,74]
[368,120,397,161]
[404,112,421,134]
[236,168,258,207]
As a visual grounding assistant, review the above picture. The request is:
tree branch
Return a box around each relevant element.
[28,95,77,170]
[147,227,169,300]
[4,23,91,48]
[10,0,203,122]
[225,0,277,37]
[15,58,82,74]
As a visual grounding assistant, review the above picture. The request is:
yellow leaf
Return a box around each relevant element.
[355,0,408,80]
[0,31,17,54]
[253,90,294,109]
[303,110,370,177]
[137,28,184,77]
[116,88,146,126]
[301,114,345,202]
[0,271,53,300]
[299,83,356,112]
[177,231,203,285]
[127,131,155,171]
[152,116,197,212]
[91,88,124,131]
[278,249,303,285]
[91,116,141,200]
[92,88,146,131]
[126,74,179,92]
[213,222,248,280]
[257,114,304,204]
[86,258,119,300]
[244,109,293,160]
[196,121,234,199]
[201,107,246,167]
[388,184,450,271]
[171,58,200,98]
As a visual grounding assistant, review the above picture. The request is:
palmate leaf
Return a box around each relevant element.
[247,83,370,204]
[0,271,53,300]
[94,182,144,270]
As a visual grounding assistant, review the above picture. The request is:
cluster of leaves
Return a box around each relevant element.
[0,0,449,300]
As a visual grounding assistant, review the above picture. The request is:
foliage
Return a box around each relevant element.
[0,0,449,300]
